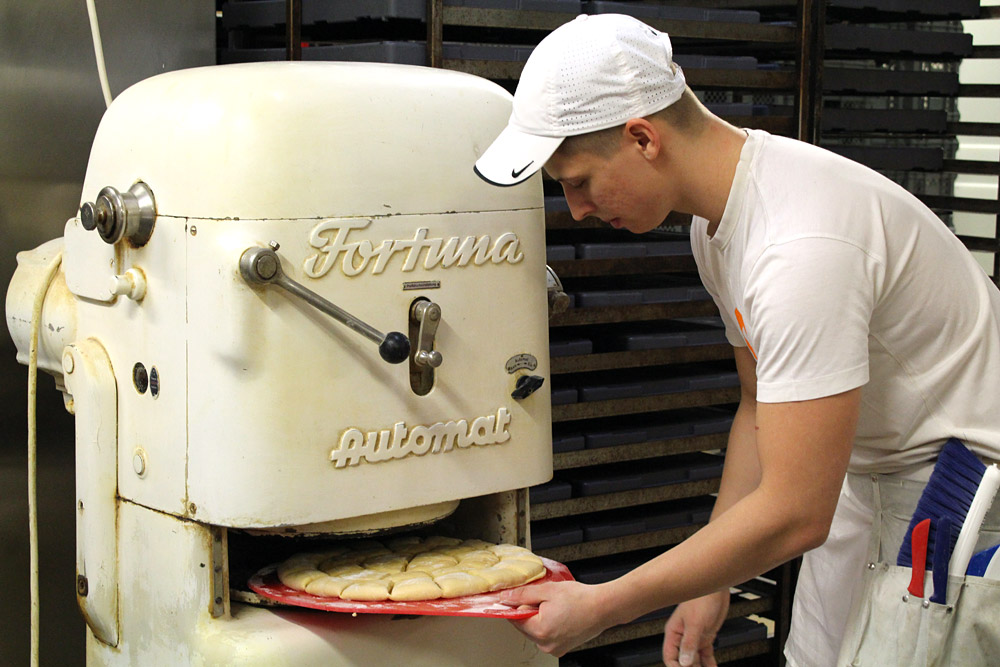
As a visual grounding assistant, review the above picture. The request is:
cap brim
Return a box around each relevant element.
[473,125,564,187]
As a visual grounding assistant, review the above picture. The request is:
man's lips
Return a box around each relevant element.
[608,218,623,228]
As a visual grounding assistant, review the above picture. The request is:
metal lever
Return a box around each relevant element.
[411,300,443,368]
[239,242,410,364]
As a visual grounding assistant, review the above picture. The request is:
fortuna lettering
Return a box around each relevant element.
[303,219,524,278]
[330,407,512,468]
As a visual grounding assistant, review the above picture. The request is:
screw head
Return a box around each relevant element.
[254,253,278,280]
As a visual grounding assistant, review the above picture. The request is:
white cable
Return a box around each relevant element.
[28,252,64,667]
[85,0,113,108]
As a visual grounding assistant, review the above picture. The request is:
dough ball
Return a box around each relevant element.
[390,578,443,601]
[386,536,430,556]
[320,563,366,578]
[490,544,536,559]
[434,571,490,598]
[362,553,408,574]
[304,575,352,597]
[498,558,546,581]
[456,550,500,568]
[407,554,458,573]
[319,552,367,569]
[278,567,326,591]
[473,565,528,591]
[339,579,391,601]
[388,570,432,585]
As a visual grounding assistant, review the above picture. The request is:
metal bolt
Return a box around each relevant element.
[190,225,197,236]
[254,254,278,280]
[268,240,280,251]
[922,600,930,608]
[62,351,75,374]
[77,575,89,597]
[902,594,909,602]
[867,562,876,570]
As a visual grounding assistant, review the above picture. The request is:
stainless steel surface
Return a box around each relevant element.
[239,244,411,364]
[0,3,213,663]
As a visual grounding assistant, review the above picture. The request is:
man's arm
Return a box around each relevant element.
[712,346,760,519]
[603,383,860,627]
[504,352,860,657]
[661,346,759,666]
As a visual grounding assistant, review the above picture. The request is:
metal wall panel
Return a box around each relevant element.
[0,2,214,664]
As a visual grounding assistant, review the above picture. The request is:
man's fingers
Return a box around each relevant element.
[678,627,704,667]
[498,582,549,608]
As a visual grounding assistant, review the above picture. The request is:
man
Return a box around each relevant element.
[473,13,1000,667]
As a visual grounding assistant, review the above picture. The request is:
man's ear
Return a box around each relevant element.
[624,118,660,161]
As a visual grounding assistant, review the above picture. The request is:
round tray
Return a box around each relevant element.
[247,556,573,619]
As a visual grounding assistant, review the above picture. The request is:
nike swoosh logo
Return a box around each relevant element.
[511,161,534,179]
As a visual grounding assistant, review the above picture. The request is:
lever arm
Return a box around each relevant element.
[239,243,410,364]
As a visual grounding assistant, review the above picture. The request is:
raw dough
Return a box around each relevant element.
[435,571,491,598]
[276,537,548,601]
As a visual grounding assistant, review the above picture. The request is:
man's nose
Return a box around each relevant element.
[564,190,595,221]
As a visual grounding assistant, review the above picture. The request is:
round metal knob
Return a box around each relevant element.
[78,182,156,246]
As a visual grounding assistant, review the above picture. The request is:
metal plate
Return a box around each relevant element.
[247,557,572,618]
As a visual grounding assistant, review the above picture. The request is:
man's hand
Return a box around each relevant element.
[662,591,729,666]
[501,580,610,657]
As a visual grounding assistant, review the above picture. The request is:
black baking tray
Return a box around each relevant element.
[825,24,973,58]
[823,68,959,96]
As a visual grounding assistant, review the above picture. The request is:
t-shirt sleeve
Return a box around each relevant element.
[745,237,879,403]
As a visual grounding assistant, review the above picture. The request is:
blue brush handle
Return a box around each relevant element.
[967,544,1000,577]
[930,517,954,604]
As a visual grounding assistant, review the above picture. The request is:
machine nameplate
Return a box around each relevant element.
[330,407,512,468]
[304,219,524,278]
[505,354,538,374]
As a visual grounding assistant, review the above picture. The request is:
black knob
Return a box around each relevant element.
[379,332,411,364]
[511,374,545,400]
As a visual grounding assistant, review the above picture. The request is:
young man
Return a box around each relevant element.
[473,14,1000,667]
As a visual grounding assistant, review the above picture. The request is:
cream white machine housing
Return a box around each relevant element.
[7,62,554,665]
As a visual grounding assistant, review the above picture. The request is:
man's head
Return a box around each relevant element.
[473,13,687,187]
[540,87,710,233]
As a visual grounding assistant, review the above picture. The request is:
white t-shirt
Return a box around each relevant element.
[691,129,1000,474]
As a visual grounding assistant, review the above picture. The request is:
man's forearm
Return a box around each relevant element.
[596,387,861,629]
[711,397,759,520]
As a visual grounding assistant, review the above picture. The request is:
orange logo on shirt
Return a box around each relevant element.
[734,308,757,360]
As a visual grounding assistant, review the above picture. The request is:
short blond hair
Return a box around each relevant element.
[557,87,706,159]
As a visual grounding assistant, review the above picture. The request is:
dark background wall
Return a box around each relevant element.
[1,2,214,663]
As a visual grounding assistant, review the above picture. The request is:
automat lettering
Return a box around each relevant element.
[330,407,513,468]
[303,219,524,278]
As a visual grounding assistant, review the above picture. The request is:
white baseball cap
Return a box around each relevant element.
[474,13,686,187]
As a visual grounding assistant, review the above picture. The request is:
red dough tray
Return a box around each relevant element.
[247,557,573,619]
